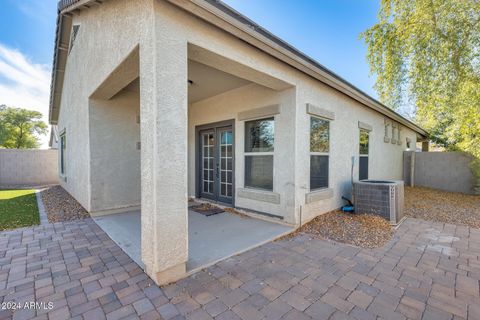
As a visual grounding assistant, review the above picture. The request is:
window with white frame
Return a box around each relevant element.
[359,129,369,180]
[310,117,329,190]
[244,117,274,190]
[60,131,66,176]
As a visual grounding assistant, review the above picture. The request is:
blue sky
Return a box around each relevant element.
[0,0,380,147]
[222,0,379,98]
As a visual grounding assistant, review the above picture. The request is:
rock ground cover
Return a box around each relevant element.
[40,185,89,222]
[404,186,480,228]
[292,211,393,249]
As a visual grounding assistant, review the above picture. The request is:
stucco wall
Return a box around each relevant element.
[0,149,58,187]
[89,89,141,212]
[57,0,153,211]
[295,81,418,222]
[404,151,476,194]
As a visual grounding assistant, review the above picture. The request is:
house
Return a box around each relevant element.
[49,0,427,285]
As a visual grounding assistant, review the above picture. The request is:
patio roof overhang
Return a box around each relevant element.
[49,0,428,138]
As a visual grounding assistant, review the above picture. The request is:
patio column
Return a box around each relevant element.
[140,35,188,285]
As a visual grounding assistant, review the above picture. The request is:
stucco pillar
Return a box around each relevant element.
[139,33,188,285]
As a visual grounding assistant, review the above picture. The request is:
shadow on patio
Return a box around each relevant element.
[93,209,292,273]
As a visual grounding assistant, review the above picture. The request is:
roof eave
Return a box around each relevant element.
[49,0,99,125]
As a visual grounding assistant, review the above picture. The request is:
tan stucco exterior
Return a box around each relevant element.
[53,0,422,285]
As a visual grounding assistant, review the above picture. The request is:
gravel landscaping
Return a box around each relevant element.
[40,185,89,222]
[405,186,480,228]
[294,211,393,248]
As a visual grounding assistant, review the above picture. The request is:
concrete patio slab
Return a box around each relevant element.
[93,210,143,267]
[93,210,292,272]
[187,211,292,271]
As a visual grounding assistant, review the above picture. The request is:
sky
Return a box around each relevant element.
[0,0,380,148]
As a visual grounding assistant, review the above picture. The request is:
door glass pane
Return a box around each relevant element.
[202,132,214,194]
[220,130,233,198]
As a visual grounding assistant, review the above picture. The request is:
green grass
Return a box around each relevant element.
[0,189,40,231]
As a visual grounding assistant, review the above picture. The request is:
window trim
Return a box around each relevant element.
[309,115,330,191]
[244,116,275,191]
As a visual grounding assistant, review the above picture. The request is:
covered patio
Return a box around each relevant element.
[87,42,296,285]
[93,207,292,273]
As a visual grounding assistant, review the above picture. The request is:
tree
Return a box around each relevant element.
[0,106,47,149]
[361,0,480,158]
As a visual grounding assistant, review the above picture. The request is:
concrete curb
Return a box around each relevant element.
[35,190,49,226]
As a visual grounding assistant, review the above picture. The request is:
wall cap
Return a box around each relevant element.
[238,104,280,121]
[305,188,334,204]
[306,103,335,120]
[358,121,373,131]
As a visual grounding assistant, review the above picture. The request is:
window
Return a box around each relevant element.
[69,25,80,53]
[359,129,369,180]
[60,131,66,176]
[310,117,329,190]
[244,118,274,190]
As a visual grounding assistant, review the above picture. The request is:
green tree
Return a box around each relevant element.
[0,106,47,149]
[361,0,480,158]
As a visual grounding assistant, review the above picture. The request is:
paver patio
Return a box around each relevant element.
[0,217,479,320]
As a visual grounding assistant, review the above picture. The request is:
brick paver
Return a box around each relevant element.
[1,218,480,319]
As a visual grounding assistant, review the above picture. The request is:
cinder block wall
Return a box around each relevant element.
[0,149,59,187]
[404,151,477,194]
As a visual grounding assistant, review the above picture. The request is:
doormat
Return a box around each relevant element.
[190,203,224,216]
